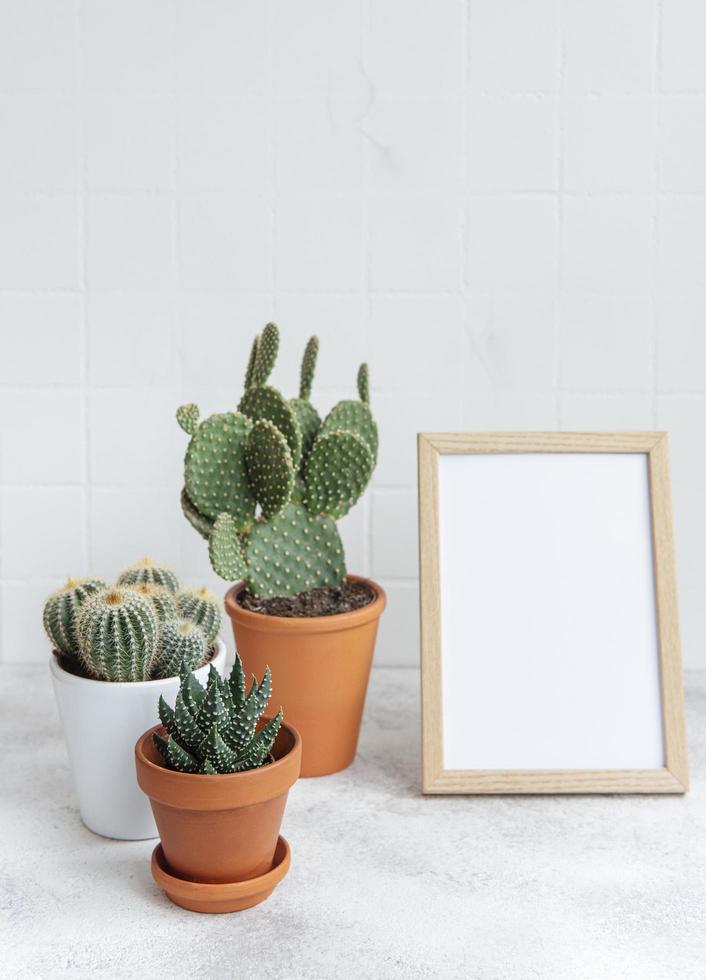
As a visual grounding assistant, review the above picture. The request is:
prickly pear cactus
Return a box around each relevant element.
[176,323,377,597]
[77,587,159,682]
[153,618,208,680]
[153,656,282,774]
[176,587,222,647]
[116,558,180,595]
[43,577,107,658]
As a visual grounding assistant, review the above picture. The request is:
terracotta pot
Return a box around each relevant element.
[135,719,301,888]
[50,639,227,840]
[224,575,386,777]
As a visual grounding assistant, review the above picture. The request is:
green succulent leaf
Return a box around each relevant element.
[229,653,246,710]
[158,695,177,736]
[196,667,229,731]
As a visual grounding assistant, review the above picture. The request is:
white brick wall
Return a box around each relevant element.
[2,0,706,668]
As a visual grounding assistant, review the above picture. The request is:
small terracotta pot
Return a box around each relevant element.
[224,575,386,777]
[135,719,301,889]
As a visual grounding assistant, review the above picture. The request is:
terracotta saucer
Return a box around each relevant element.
[151,835,291,913]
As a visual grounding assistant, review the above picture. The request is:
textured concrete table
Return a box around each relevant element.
[2,666,704,980]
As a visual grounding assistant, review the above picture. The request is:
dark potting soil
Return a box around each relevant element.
[237,581,375,618]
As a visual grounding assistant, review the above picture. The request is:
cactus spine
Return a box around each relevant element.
[177,324,377,597]
[77,587,159,682]
[43,577,107,658]
[154,656,282,774]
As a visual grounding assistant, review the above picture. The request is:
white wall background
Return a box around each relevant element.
[2,0,706,668]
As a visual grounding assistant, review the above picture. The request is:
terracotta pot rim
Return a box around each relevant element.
[49,638,226,692]
[152,835,290,894]
[135,719,302,809]
[224,574,386,634]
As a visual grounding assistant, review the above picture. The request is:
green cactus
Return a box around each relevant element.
[153,618,209,680]
[43,577,107,659]
[124,582,178,622]
[77,587,159,682]
[153,656,282,775]
[176,403,199,436]
[116,558,180,595]
[176,587,222,647]
[177,323,376,597]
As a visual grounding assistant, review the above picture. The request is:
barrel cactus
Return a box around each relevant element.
[154,655,282,774]
[177,323,377,597]
[124,582,178,623]
[43,577,107,659]
[176,587,222,647]
[116,558,179,594]
[153,618,208,680]
[77,587,159,682]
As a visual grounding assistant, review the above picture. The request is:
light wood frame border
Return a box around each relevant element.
[419,432,688,795]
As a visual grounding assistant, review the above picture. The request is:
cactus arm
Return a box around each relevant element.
[320,399,378,462]
[288,399,321,467]
[299,335,319,400]
[208,513,248,581]
[184,412,255,525]
[251,322,279,386]
[245,419,295,519]
[357,363,369,405]
[244,334,260,388]
[176,403,200,435]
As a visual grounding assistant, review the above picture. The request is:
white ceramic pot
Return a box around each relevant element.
[49,639,227,841]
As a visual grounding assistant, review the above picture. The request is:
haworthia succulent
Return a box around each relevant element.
[77,587,159,682]
[116,558,180,595]
[153,655,283,775]
[43,577,107,659]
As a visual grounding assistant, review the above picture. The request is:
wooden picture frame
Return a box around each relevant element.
[418,432,688,795]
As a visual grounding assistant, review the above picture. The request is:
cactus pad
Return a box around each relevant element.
[117,558,180,594]
[238,385,303,467]
[299,335,319,400]
[209,513,248,581]
[177,587,222,647]
[43,577,107,659]
[304,429,374,519]
[176,403,200,435]
[320,399,378,461]
[243,501,345,597]
[181,487,214,540]
[251,322,279,386]
[184,411,255,525]
[244,334,260,388]
[357,362,369,404]
[245,419,295,519]
[77,587,159,682]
